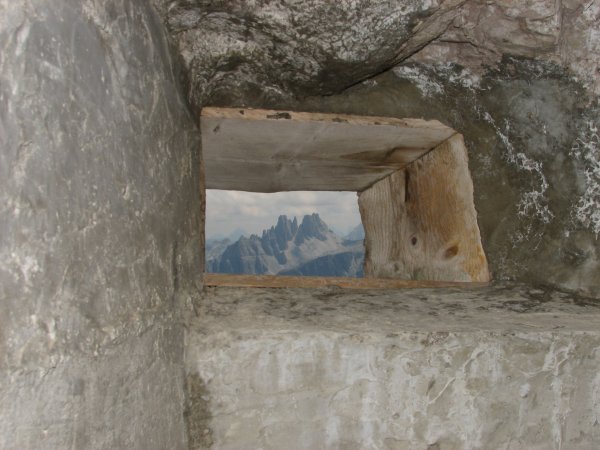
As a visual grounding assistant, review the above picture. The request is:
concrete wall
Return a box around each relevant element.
[0,0,202,448]
[188,285,600,450]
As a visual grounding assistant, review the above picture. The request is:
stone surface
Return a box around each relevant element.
[187,284,600,449]
[154,1,600,104]
[413,0,600,96]
[0,0,202,448]
[158,0,467,106]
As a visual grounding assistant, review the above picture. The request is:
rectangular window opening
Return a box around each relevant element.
[201,107,490,290]
[205,190,365,280]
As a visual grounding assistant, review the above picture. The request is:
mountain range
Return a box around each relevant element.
[206,214,364,277]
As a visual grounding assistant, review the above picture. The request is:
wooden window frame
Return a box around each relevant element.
[201,108,490,289]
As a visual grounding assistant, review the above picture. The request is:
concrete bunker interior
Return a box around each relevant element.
[2,1,600,449]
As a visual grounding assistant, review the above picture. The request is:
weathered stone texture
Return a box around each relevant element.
[158,0,468,106]
[0,0,202,448]
[188,285,600,449]
[413,0,600,95]
[155,0,600,103]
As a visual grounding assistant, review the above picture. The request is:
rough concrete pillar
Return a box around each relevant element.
[0,0,202,447]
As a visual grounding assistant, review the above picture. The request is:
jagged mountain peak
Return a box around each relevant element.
[295,213,330,244]
[207,213,362,276]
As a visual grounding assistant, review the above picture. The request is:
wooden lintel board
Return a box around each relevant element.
[204,273,489,290]
[201,107,456,192]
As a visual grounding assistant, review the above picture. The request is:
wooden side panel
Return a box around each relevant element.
[359,134,490,282]
[358,170,406,277]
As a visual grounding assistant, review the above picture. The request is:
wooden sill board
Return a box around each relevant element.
[204,273,490,290]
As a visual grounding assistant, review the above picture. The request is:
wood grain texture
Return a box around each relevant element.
[201,107,453,130]
[359,133,490,282]
[200,107,455,192]
[204,273,489,289]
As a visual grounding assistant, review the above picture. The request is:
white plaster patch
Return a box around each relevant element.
[392,66,444,97]
[11,252,41,285]
[394,63,483,98]
[14,20,30,57]
[571,118,600,238]
[446,66,482,90]
[519,383,530,398]
[483,113,553,243]
[433,63,482,90]
[592,363,600,426]
[39,60,64,82]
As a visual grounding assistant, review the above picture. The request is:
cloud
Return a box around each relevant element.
[206,190,361,238]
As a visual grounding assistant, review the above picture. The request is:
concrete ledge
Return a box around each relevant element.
[186,284,600,449]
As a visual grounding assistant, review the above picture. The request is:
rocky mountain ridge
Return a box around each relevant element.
[207,214,364,277]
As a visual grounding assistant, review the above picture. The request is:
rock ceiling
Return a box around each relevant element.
[152,0,600,106]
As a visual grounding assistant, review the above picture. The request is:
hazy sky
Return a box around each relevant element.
[206,190,362,239]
